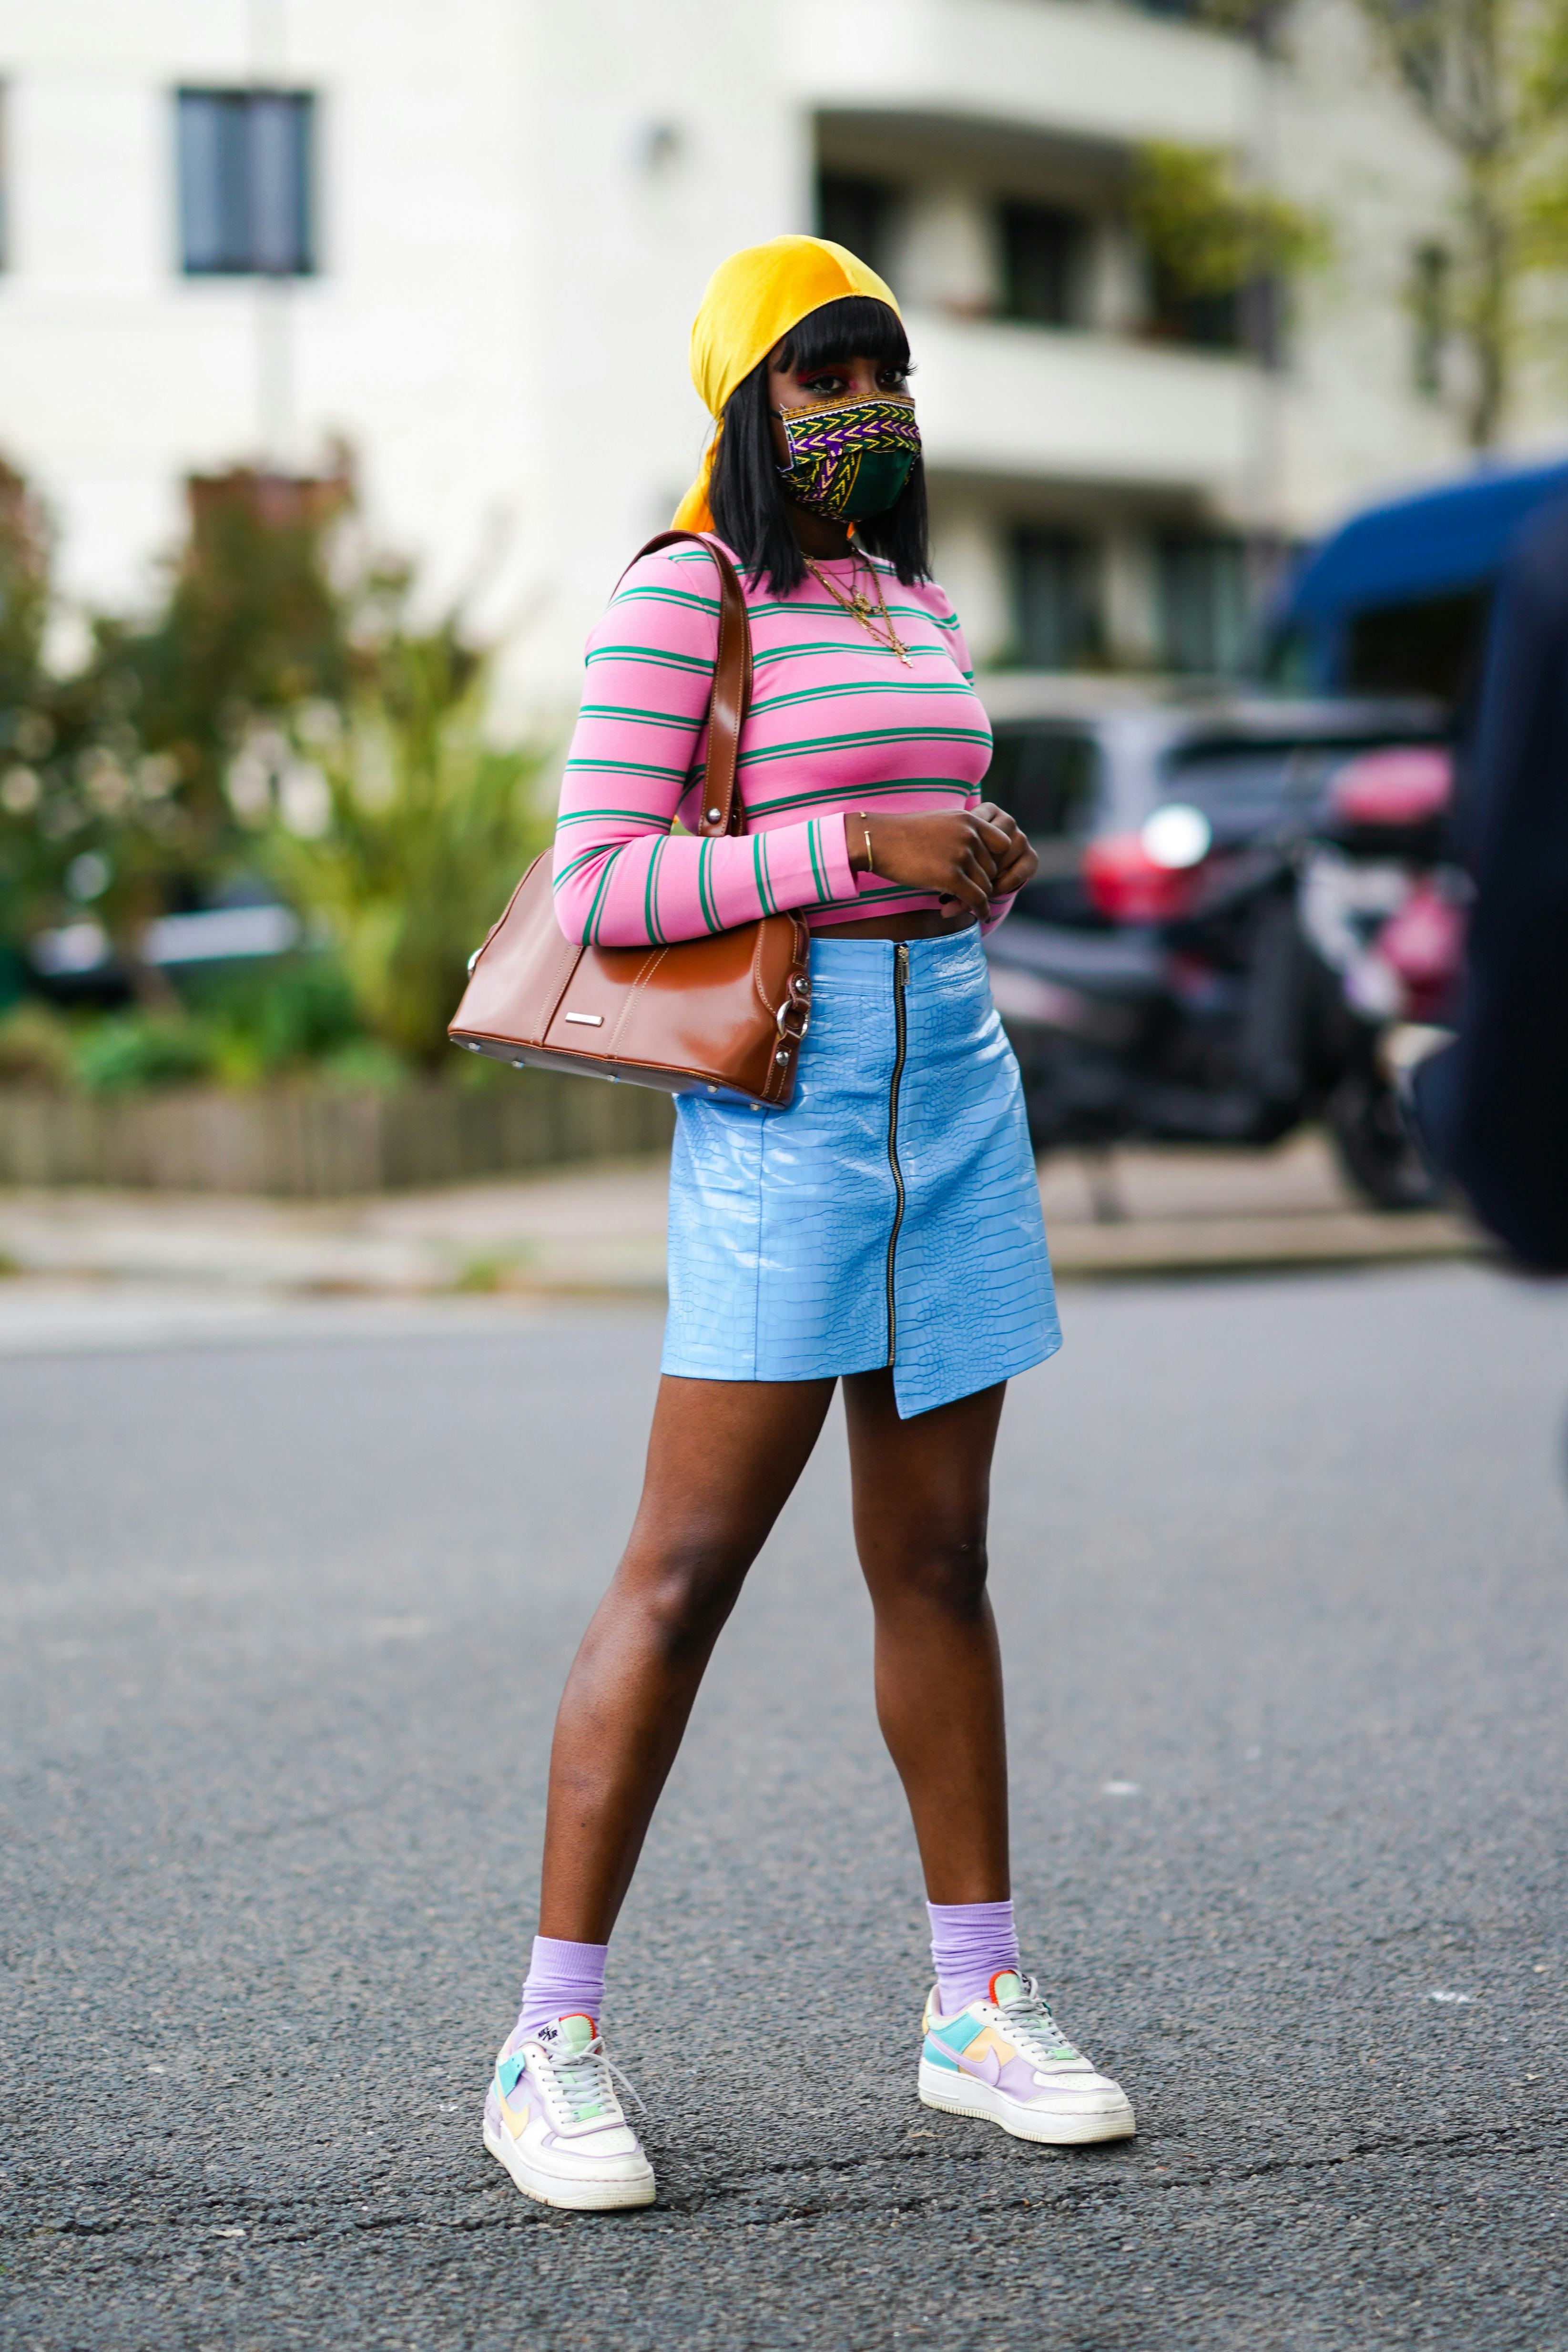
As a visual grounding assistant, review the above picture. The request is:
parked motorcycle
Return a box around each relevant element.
[986,728,1466,1210]
[1293,747,1466,1206]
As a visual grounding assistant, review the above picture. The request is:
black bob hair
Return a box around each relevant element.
[707,294,930,598]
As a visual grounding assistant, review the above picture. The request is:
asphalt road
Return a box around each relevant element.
[2,1263,1566,2352]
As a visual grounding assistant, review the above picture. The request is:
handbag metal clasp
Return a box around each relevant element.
[775,970,812,1044]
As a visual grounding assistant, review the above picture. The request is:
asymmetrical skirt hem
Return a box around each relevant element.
[659,1327,1063,1419]
[661,927,1061,1422]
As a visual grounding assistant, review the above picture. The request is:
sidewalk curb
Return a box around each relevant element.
[0,1216,1483,1304]
[1046,1212,1484,1282]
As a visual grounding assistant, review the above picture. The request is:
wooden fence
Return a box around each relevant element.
[0,1076,674,1196]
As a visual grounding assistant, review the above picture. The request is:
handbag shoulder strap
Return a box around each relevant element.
[622,529,753,839]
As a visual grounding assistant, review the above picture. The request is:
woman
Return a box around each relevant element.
[483,235,1135,2211]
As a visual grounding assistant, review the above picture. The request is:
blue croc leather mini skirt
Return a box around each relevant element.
[661,926,1061,1419]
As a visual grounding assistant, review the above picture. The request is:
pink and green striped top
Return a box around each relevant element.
[551,540,1008,947]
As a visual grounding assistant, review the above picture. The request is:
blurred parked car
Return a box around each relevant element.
[978,679,1462,1209]
[27,885,303,1002]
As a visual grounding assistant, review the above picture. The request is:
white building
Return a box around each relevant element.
[0,0,1554,715]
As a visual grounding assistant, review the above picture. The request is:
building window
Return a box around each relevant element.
[1013,531,1101,668]
[177,90,316,276]
[1147,262,1241,351]
[1157,534,1249,673]
[816,173,895,280]
[1410,244,1450,397]
[1139,0,1266,21]
[999,203,1088,327]
[1147,268,1283,361]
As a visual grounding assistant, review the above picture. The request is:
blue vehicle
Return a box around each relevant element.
[1264,454,1568,707]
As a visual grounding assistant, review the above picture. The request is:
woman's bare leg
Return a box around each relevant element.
[537,1373,837,1943]
[842,1372,1009,1904]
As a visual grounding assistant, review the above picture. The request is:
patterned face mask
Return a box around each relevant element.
[774,390,921,520]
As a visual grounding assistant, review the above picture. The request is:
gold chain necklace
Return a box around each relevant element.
[802,553,911,666]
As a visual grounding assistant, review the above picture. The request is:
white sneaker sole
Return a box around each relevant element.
[918,2058,1136,2146]
[483,2118,656,2211]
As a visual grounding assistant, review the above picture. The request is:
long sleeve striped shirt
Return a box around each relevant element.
[551,539,1007,947]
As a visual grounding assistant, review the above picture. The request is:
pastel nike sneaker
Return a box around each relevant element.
[483,2012,655,2209]
[918,1970,1136,2146]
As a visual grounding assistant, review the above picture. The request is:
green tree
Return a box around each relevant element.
[119,462,358,819]
[1,458,370,998]
[0,451,544,1066]
[1347,0,1568,445]
[0,461,49,705]
[265,623,545,1067]
[0,461,143,982]
[1129,142,1328,356]
[90,461,368,988]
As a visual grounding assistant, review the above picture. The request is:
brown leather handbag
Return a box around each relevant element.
[448,531,813,1107]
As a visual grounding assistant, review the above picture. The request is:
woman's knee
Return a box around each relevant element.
[867,1526,991,1621]
[619,1531,754,1663]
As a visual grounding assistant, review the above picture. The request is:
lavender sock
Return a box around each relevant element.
[927,1899,1021,2016]
[513,1934,609,2043]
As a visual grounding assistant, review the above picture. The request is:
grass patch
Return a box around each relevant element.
[447,1247,536,1295]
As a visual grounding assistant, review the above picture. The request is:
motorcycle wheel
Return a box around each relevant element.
[1327,1071,1446,1212]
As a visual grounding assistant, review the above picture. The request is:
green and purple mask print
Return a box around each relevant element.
[774,391,921,521]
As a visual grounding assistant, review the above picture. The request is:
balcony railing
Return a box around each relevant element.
[906,308,1263,495]
[793,0,1259,152]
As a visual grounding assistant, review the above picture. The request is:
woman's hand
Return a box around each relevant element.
[850,805,1039,911]
[974,802,1039,899]
[851,807,1011,913]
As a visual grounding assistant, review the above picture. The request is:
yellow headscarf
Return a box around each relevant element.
[673,235,901,533]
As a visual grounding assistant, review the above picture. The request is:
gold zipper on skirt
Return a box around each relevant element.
[885,943,909,1366]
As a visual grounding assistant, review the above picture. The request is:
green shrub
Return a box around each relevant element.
[0,999,76,1088]
[314,1037,409,1091]
[189,954,365,1078]
[267,629,547,1068]
[73,1013,219,1093]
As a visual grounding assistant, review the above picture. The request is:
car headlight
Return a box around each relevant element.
[1140,804,1212,870]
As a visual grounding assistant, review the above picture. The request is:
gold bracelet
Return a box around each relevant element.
[861,815,875,875]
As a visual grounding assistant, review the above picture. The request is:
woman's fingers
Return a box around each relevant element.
[949,853,993,909]
[963,822,1006,885]
[972,803,1034,899]
[994,830,1038,886]
[969,821,1010,872]
[973,806,1020,862]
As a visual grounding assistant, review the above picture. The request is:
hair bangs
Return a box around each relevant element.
[774,295,910,376]
[708,295,930,597]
